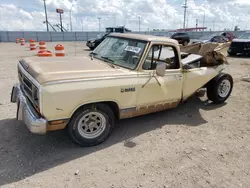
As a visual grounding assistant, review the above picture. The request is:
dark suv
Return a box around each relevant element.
[170,32,190,46]
[86,26,131,50]
[228,31,250,56]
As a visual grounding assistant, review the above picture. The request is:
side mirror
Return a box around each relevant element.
[156,62,166,77]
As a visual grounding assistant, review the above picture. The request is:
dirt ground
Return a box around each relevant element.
[0,41,249,188]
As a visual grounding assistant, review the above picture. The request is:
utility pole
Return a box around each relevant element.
[81,20,83,31]
[70,5,73,32]
[213,20,215,31]
[60,13,63,32]
[138,16,141,32]
[42,0,49,31]
[202,11,205,30]
[196,19,198,31]
[98,17,101,32]
[182,0,188,29]
[113,14,116,27]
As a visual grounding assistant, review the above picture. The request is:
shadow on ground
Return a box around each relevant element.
[0,96,226,186]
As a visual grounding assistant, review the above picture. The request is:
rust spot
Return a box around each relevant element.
[46,123,68,131]
[120,101,179,119]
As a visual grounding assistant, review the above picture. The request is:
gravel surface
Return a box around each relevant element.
[0,42,249,188]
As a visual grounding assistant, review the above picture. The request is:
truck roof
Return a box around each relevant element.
[108,33,179,44]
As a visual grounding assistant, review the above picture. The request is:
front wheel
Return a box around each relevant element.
[206,73,233,104]
[68,104,115,147]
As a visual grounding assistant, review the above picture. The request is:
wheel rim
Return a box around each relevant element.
[218,79,231,98]
[77,112,106,139]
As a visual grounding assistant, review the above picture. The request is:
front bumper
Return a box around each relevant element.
[11,84,47,134]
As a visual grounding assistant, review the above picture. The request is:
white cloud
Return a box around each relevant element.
[0,0,249,31]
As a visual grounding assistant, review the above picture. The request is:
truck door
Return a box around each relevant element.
[136,44,183,115]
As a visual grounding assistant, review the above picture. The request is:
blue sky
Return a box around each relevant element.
[0,0,249,31]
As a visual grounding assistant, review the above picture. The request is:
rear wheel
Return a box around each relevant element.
[206,73,233,104]
[68,104,115,147]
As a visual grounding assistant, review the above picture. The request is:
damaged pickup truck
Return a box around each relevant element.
[11,33,233,147]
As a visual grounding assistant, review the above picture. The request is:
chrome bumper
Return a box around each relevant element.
[11,84,47,134]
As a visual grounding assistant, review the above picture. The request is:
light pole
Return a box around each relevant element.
[113,14,116,27]
[202,11,205,29]
[196,19,198,31]
[70,5,73,32]
[138,16,141,32]
[42,0,49,32]
[182,0,188,29]
[98,17,101,32]
[187,8,206,31]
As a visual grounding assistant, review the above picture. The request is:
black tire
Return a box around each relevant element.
[206,73,233,104]
[68,103,115,147]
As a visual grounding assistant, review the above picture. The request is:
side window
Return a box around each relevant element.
[142,45,180,70]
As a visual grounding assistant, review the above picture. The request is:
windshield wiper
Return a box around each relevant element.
[90,52,97,55]
[89,52,97,60]
[101,56,116,68]
[101,56,114,62]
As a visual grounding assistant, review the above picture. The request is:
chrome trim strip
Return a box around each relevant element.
[18,62,41,88]
[11,84,47,134]
[18,61,43,114]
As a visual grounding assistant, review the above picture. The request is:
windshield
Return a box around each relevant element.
[239,33,250,39]
[92,37,147,69]
[97,34,105,39]
[199,34,214,40]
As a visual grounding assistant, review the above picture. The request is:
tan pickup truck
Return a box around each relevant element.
[11,33,233,147]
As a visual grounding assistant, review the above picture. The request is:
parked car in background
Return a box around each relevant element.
[220,31,237,41]
[86,26,131,50]
[170,32,190,46]
[227,31,250,56]
[191,33,229,44]
[86,33,108,50]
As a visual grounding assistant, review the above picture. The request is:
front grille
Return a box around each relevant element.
[18,66,39,108]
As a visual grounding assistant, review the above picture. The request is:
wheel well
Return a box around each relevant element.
[71,101,120,120]
[204,72,225,88]
[102,101,120,119]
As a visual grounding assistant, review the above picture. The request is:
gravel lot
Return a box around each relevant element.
[0,42,249,188]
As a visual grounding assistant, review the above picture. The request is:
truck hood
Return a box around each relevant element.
[19,56,134,85]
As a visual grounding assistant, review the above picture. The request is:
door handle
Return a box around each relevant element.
[176,75,183,80]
